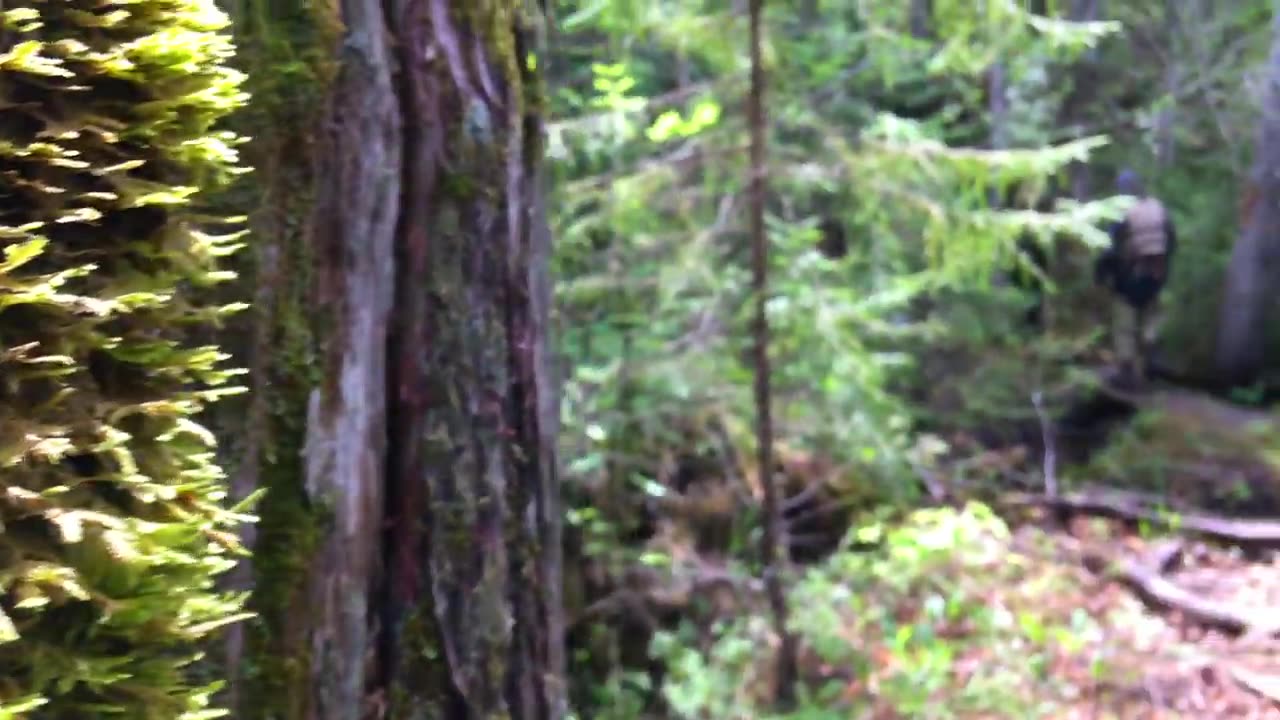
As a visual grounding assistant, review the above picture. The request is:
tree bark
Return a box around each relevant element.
[1215,3,1280,384]
[747,0,798,708]
[1154,0,1179,167]
[909,0,932,39]
[1067,0,1101,200]
[301,2,401,717]
[376,2,564,717]
[228,1,565,718]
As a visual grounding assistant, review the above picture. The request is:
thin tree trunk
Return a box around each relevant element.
[1068,0,1101,199]
[1215,3,1280,384]
[986,2,1008,197]
[747,0,797,707]
[987,63,1008,156]
[1073,0,1102,63]
[1154,0,1180,167]
[910,0,932,39]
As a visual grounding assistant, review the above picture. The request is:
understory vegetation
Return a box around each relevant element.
[547,1,1280,717]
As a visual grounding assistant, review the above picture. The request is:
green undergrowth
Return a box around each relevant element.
[650,503,1118,719]
[1078,399,1280,513]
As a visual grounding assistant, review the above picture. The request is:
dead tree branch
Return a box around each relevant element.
[1007,486,1280,546]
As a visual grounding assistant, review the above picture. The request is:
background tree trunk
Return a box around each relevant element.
[747,0,797,707]
[1215,3,1280,385]
[910,0,932,39]
[224,1,564,718]
[1067,0,1101,200]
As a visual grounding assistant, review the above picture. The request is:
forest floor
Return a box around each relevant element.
[997,386,1280,719]
[627,382,1280,718]
[1005,515,1280,718]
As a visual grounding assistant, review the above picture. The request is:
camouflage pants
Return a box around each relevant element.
[1112,298,1162,377]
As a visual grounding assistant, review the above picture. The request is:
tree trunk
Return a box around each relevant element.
[299,2,402,716]
[1067,0,1101,200]
[1072,0,1102,63]
[216,5,334,712]
[910,0,932,38]
[1215,3,1280,384]
[747,0,797,708]
[1154,0,1180,167]
[231,1,564,718]
[374,2,564,716]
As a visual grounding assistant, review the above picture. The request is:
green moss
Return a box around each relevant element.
[232,184,324,720]
[460,1,522,107]
[1080,400,1280,510]
[239,211,324,719]
[235,125,324,720]
[386,603,450,719]
[0,1,252,716]
[241,426,325,720]
[440,172,478,201]
[455,0,549,132]
[219,2,336,717]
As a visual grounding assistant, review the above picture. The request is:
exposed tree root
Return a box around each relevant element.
[1098,540,1280,638]
[1032,529,1280,652]
[1228,666,1280,707]
[1010,489,1280,643]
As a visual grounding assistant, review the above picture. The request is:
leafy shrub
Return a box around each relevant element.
[654,504,1110,719]
[0,1,251,716]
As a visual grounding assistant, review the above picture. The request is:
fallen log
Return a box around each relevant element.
[1005,486,1280,545]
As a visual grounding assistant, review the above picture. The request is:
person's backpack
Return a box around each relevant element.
[1124,197,1169,258]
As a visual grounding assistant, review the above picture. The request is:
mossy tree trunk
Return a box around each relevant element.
[229,1,564,718]
[210,3,335,716]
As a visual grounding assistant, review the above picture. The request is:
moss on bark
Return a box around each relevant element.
[212,2,336,717]
[208,2,563,717]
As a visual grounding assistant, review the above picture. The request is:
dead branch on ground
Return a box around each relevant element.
[1066,538,1280,641]
[1006,486,1280,545]
[1228,666,1280,707]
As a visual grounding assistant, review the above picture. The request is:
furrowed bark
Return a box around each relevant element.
[380,2,563,715]
[224,2,563,717]
[302,0,401,715]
